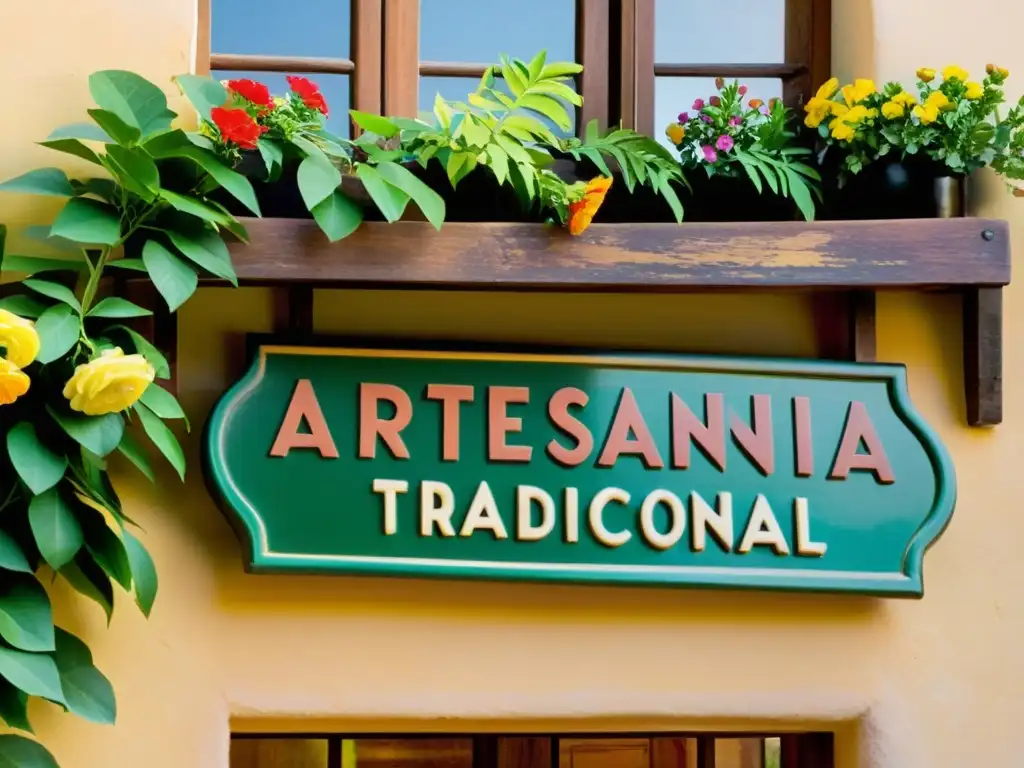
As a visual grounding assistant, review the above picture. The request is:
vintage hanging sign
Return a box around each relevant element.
[203,341,956,597]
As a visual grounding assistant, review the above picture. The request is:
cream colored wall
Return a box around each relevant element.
[1,1,1022,766]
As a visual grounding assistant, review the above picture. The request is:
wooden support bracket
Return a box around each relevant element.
[272,285,314,334]
[963,286,1003,426]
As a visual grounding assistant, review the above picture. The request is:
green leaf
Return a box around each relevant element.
[311,190,364,242]
[60,555,113,623]
[107,258,148,272]
[518,94,573,131]
[1,255,84,277]
[34,304,80,364]
[86,108,142,146]
[141,240,197,311]
[501,56,527,98]
[530,79,583,106]
[108,325,169,379]
[296,154,342,211]
[257,139,285,178]
[356,164,410,222]
[175,147,261,216]
[0,296,47,319]
[77,505,131,591]
[86,297,151,318]
[21,278,81,312]
[29,488,84,571]
[539,62,583,79]
[0,681,32,733]
[47,122,112,143]
[139,383,188,429]
[73,178,119,203]
[526,50,547,82]
[657,177,685,224]
[0,168,75,198]
[47,407,124,457]
[737,155,763,194]
[50,198,120,245]
[158,188,231,225]
[0,736,59,768]
[38,138,102,166]
[117,433,155,482]
[173,74,228,120]
[104,144,160,201]
[0,532,31,575]
[123,529,157,616]
[349,110,399,137]
[784,167,816,222]
[0,647,63,705]
[89,70,176,137]
[433,93,452,133]
[53,629,115,724]
[0,579,55,653]
[134,401,185,480]
[485,143,510,185]
[7,422,67,495]
[374,162,446,230]
[165,225,237,285]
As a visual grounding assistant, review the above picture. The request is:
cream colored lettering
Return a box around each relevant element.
[690,491,734,552]
[420,480,456,537]
[372,479,408,535]
[460,481,509,539]
[517,485,555,541]
[794,497,827,556]
[564,487,580,544]
[639,489,686,550]
[737,494,790,554]
[589,487,632,547]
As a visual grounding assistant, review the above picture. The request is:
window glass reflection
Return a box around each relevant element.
[212,0,351,58]
[655,0,785,64]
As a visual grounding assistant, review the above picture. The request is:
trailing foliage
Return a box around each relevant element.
[0,69,247,765]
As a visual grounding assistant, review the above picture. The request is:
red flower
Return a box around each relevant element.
[228,79,274,112]
[286,75,329,116]
[211,106,267,150]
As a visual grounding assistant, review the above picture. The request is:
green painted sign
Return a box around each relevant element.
[204,341,956,597]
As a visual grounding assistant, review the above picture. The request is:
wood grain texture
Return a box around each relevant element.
[578,0,611,132]
[633,0,655,136]
[209,54,355,74]
[195,0,211,75]
[419,62,492,77]
[221,218,1012,290]
[353,0,384,117]
[618,0,637,129]
[963,286,1003,426]
[655,63,806,79]
[384,0,419,116]
[850,289,877,362]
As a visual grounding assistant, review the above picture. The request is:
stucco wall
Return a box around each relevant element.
[1,1,1022,766]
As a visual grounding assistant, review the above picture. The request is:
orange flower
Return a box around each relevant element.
[568,177,613,236]
[749,98,764,109]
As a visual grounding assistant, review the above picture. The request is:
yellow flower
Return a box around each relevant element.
[841,79,877,106]
[0,309,40,369]
[893,91,917,106]
[0,357,30,406]
[803,98,832,128]
[917,68,936,83]
[815,77,840,100]
[943,65,969,83]
[63,347,155,416]
[926,90,952,111]
[998,66,1010,79]
[665,123,685,145]
[965,81,984,100]
[829,104,872,141]
[567,177,613,236]
[913,103,940,125]
[881,101,905,119]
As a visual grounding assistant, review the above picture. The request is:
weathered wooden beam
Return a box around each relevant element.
[849,289,877,363]
[963,286,1003,426]
[221,218,1011,291]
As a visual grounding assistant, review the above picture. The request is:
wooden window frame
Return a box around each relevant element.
[619,0,831,135]
[196,0,383,127]
[382,0,611,132]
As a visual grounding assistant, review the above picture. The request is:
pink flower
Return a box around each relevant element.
[677,111,690,123]
[729,116,742,126]
[700,114,713,123]
[738,85,748,96]
[702,145,718,163]
[716,134,735,152]
[692,98,705,110]
[710,96,721,107]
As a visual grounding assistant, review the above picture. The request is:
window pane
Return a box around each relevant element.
[344,737,473,768]
[229,737,327,768]
[655,0,785,64]
[420,76,575,136]
[654,77,783,149]
[715,738,766,768]
[419,0,575,63]
[764,738,782,768]
[212,71,351,137]
[212,0,351,58]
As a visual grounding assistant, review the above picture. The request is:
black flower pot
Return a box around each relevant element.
[819,153,963,220]
[680,172,798,222]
